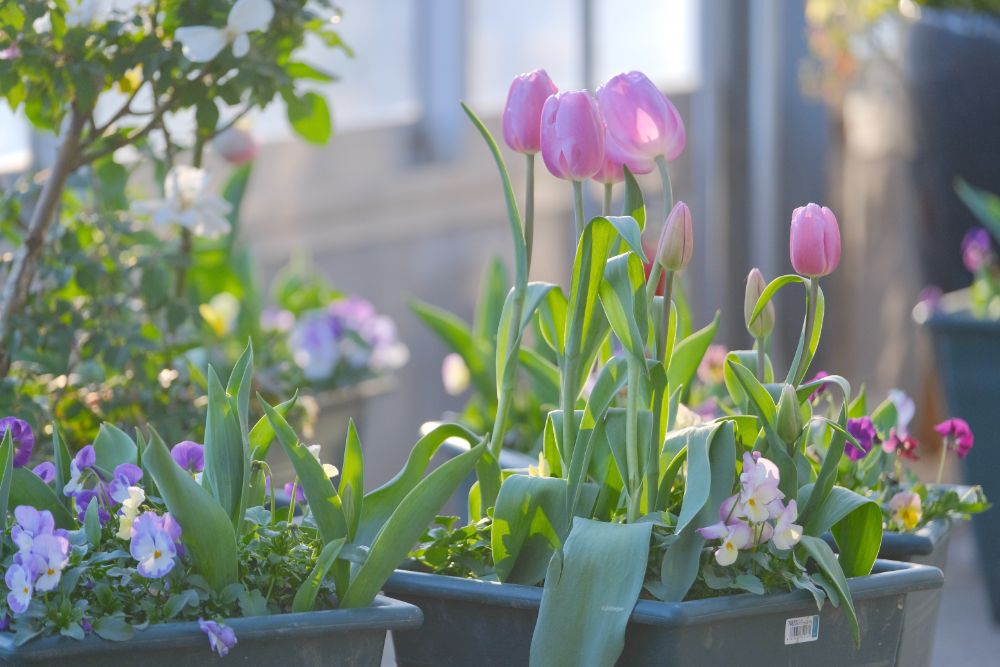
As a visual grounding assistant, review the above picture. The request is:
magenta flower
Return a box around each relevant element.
[502,69,558,155]
[961,227,993,273]
[0,416,35,468]
[170,440,205,474]
[32,461,56,484]
[596,71,686,165]
[884,429,919,460]
[789,203,841,278]
[539,90,605,181]
[807,371,829,402]
[934,418,974,459]
[199,618,238,657]
[845,417,878,461]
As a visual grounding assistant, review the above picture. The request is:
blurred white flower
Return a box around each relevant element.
[213,124,257,165]
[306,444,339,478]
[441,353,470,396]
[888,389,915,435]
[175,0,274,63]
[199,293,240,337]
[66,0,112,27]
[133,166,232,238]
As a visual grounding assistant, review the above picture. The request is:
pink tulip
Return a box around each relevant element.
[502,69,558,154]
[213,126,257,165]
[656,201,693,271]
[539,91,605,181]
[789,203,841,278]
[596,71,686,164]
[592,131,656,184]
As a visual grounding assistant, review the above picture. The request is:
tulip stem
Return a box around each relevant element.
[525,153,535,270]
[790,278,819,384]
[572,180,585,240]
[655,155,673,217]
[603,182,613,217]
[756,336,767,382]
[625,359,642,523]
[659,270,675,367]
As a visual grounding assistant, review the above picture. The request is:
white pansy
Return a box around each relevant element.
[66,0,112,27]
[133,166,232,239]
[63,461,85,496]
[175,0,274,63]
[117,486,146,541]
[307,444,338,478]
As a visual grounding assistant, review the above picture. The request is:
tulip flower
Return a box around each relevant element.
[656,202,693,272]
[744,268,775,340]
[540,90,605,182]
[596,71,686,165]
[502,69,557,155]
[789,203,841,278]
[775,384,803,445]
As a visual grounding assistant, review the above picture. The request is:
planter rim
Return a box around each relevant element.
[387,560,941,627]
[879,516,951,558]
[914,290,1000,332]
[0,595,420,660]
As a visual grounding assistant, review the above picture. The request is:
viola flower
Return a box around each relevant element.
[771,500,803,550]
[528,453,551,478]
[199,293,241,337]
[132,166,232,239]
[289,311,340,382]
[199,618,238,657]
[889,490,922,531]
[108,463,143,503]
[29,533,70,592]
[845,417,878,461]
[117,486,146,541]
[175,0,275,63]
[307,444,339,478]
[934,418,974,458]
[739,453,784,522]
[441,353,471,396]
[63,445,96,496]
[807,371,829,402]
[11,506,56,554]
[961,227,993,273]
[171,441,206,474]
[32,461,56,484]
[887,389,915,435]
[0,417,34,468]
[713,522,752,566]
[5,564,33,614]
[696,345,728,385]
[884,429,920,460]
[283,482,306,504]
[130,512,180,579]
[73,490,111,525]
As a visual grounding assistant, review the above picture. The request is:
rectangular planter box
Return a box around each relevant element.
[0,595,420,667]
[385,561,942,667]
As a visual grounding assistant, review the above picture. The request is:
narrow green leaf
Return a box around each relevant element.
[673,424,723,532]
[52,426,73,510]
[261,396,346,545]
[342,438,486,608]
[530,518,652,667]
[622,166,645,230]
[339,420,364,541]
[598,253,649,361]
[536,284,568,356]
[802,485,882,577]
[493,474,568,584]
[473,257,510,341]
[143,429,238,591]
[496,282,557,395]
[799,535,860,646]
[667,311,720,396]
[411,300,494,397]
[0,430,12,542]
[249,392,298,460]
[292,538,346,612]
[84,500,101,547]
[751,274,807,324]
[203,367,245,530]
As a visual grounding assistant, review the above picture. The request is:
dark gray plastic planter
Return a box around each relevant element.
[922,305,1000,621]
[386,561,943,667]
[0,595,421,667]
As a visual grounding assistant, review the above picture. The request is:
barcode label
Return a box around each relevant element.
[784,615,819,645]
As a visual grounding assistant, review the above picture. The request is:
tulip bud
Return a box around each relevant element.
[540,90,605,181]
[776,384,804,444]
[656,201,693,271]
[502,69,558,155]
[789,203,841,278]
[744,268,775,338]
[213,126,257,165]
[596,71,686,164]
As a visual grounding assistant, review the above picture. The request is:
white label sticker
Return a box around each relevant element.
[784,615,820,645]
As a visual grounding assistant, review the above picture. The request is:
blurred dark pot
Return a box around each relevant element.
[920,293,1000,621]
[903,7,1000,291]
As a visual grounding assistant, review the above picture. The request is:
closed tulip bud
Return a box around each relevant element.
[789,203,841,278]
[213,126,257,165]
[597,71,686,163]
[776,384,804,444]
[656,201,693,271]
[540,90,605,181]
[744,268,775,338]
[502,69,558,154]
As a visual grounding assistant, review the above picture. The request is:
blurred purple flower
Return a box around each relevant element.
[935,418,974,459]
[917,286,944,313]
[199,618,238,657]
[845,417,878,461]
[261,306,295,332]
[170,441,205,474]
[288,311,340,381]
[807,371,829,402]
[961,227,993,273]
[32,462,56,484]
[0,417,35,468]
[283,482,306,503]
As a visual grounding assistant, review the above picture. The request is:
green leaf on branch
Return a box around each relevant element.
[286,92,332,144]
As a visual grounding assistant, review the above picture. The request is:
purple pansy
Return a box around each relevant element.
[199,618,238,657]
[11,506,55,554]
[108,463,143,503]
[961,227,993,273]
[5,564,32,614]
[130,511,180,579]
[807,371,829,402]
[845,417,878,461]
[32,461,56,484]
[283,482,306,504]
[0,416,35,468]
[170,441,205,474]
